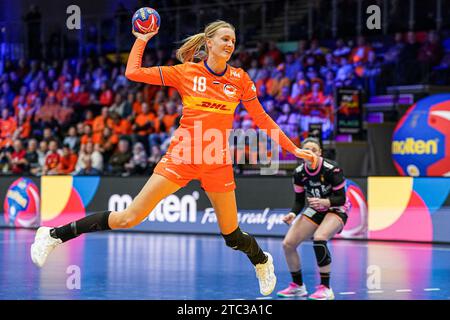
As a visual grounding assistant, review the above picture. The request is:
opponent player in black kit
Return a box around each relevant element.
[276,137,350,300]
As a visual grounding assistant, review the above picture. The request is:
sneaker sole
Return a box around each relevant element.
[277,292,308,298]
[30,243,43,267]
[261,274,276,296]
[308,295,335,300]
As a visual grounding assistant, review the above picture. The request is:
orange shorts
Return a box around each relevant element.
[153,154,236,192]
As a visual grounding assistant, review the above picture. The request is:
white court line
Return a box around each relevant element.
[339,292,356,295]
[256,297,273,300]
[330,241,450,252]
[395,289,412,293]
[424,288,441,291]
[367,290,384,294]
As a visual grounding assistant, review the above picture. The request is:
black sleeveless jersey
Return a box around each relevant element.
[293,157,346,199]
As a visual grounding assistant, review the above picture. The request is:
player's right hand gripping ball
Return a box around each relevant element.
[132,7,160,34]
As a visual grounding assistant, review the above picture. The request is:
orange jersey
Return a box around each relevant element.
[126,39,298,161]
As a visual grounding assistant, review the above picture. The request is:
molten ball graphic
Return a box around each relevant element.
[3,178,40,228]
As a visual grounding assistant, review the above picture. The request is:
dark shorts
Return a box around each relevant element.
[301,206,348,233]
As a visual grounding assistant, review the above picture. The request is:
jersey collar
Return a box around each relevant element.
[203,60,228,77]
[305,157,323,176]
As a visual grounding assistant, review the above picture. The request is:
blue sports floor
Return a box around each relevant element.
[0,228,449,300]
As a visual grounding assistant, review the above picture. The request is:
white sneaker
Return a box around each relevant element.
[254,252,277,296]
[30,227,62,268]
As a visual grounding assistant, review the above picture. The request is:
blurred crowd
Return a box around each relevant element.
[0,29,448,175]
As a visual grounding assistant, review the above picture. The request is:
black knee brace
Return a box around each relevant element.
[313,240,332,267]
[222,227,266,265]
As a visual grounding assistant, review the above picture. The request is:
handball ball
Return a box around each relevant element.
[132,7,160,34]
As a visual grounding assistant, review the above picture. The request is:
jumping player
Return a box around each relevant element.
[30,20,318,296]
[277,137,349,300]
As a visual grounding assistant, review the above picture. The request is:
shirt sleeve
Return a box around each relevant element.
[125,38,184,88]
[327,166,347,207]
[329,166,346,191]
[242,98,299,155]
[240,71,258,102]
[158,64,186,88]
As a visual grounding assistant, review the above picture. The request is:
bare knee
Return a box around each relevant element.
[110,210,140,229]
[283,239,303,252]
[313,232,329,241]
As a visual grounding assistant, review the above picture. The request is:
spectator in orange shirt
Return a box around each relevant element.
[132,91,144,115]
[267,66,291,97]
[98,126,119,162]
[133,103,155,134]
[80,124,100,145]
[133,102,156,153]
[43,140,60,175]
[110,112,132,137]
[92,107,112,142]
[142,81,160,109]
[57,144,78,174]
[57,97,75,129]
[152,90,166,113]
[0,108,17,149]
[303,83,333,124]
[14,109,32,140]
[35,94,60,124]
[161,101,179,133]
[84,109,95,128]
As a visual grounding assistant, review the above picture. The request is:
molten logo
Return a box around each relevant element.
[196,101,230,111]
[149,192,199,223]
[392,138,438,155]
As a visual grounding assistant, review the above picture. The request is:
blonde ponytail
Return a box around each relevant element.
[176,20,235,63]
[176,33,206,63]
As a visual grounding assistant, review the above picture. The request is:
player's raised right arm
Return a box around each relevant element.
[125,28,162,85]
